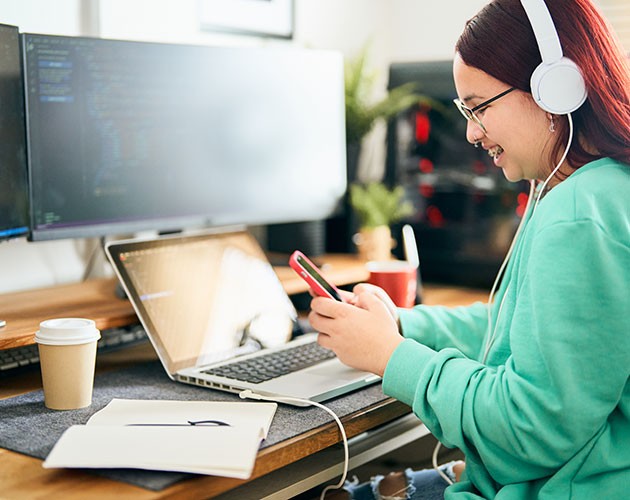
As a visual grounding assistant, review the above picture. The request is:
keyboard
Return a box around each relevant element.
[0,323,148,375]
[202,341,335,384]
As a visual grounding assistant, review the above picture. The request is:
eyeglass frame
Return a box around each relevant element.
[453,87,517,133]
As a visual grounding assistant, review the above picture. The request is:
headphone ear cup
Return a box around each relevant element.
[530,56,587,114]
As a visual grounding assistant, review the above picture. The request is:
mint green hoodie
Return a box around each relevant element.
[384,158,630,499]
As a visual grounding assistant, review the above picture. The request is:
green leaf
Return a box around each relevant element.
[344,47,422,144]
[349,182,414,229]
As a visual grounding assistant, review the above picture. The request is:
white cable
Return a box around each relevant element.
[431,441,454,485]
[532,113,574,215]
[239,390,349,500]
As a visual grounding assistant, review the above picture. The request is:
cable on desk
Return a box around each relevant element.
[239,390,349,499]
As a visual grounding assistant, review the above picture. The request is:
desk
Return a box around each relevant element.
[0,254,487,499]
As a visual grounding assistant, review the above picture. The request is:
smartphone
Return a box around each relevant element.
[289,250,344,302]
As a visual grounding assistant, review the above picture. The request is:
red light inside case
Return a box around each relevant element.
[415,110,430,144]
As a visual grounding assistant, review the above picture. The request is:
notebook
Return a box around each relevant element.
[105,229,380,406]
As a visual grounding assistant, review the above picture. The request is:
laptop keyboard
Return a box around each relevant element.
[202,341,336,384]
[0,324,148,375]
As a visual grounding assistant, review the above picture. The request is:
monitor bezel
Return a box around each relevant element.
[0,23,29,242]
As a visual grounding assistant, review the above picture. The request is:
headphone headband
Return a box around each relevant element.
[519,0,587,114]
[520,0,563,64]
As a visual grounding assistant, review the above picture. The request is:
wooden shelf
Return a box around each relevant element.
[271,252,370,295]
[0,278,136,350]
[0,254,371,351]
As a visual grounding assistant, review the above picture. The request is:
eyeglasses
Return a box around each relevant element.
[453,87,516,133]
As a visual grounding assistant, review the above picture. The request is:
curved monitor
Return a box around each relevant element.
[23,34,346,241]
[0,23,28,242]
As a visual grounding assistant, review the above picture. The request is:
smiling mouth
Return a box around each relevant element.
[488,146,504,159]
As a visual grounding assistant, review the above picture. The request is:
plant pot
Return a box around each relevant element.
[353,225,394,262]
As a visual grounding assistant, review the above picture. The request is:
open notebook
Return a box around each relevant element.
[105,229,380,406]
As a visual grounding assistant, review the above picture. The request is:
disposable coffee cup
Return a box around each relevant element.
[366,260,418,308]
[35,318,101,410]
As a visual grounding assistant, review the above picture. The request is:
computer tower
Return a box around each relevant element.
[385,61,529,288]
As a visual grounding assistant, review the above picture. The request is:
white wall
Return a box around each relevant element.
[0,0,483,294]
[0,0,88,294]
[0,0,82,35]
[388,0,488,61]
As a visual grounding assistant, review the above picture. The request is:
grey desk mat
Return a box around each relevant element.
[0,360,388,491]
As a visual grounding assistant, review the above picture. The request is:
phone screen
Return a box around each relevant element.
[296,254,343,301]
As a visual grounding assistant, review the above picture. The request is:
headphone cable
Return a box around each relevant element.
[533,112,574,213]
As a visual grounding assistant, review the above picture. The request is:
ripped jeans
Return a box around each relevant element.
[341,462,457,500]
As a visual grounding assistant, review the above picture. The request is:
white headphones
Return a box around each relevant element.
[520,0,587,114]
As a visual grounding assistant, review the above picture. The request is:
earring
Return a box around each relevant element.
[549,114,556,133]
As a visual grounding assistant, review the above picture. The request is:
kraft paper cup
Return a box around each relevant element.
[35,318,101,410]
[366,260,418,308]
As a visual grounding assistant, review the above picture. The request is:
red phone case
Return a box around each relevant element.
[289,250,344,301]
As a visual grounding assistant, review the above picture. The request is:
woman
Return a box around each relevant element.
[310,0,630,498]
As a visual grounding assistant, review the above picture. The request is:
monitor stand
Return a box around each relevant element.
[114,282,128,300]
[94,236,129,300]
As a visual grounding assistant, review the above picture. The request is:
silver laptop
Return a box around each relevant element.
[105,229,380,406]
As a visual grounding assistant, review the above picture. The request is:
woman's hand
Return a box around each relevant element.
[347,283,400,324]
[308,286,404,376]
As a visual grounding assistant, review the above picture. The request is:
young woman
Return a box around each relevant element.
[310,0,630,498]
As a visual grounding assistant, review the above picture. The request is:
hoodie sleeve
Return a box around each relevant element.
[383,219,630,487]
[398,301,489,360]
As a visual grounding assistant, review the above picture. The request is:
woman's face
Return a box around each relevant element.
[453,54,554,183]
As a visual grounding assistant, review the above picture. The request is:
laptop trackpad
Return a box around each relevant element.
[307,359,374,381]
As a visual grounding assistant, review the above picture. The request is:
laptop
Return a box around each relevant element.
[105,228,380,406]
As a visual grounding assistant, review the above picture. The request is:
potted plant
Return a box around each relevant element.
[349,182,414,261]
[344,46,422,181]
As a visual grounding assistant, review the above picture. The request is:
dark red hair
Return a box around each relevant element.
[456,0,630,168]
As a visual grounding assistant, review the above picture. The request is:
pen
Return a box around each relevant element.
[126,419,231,427]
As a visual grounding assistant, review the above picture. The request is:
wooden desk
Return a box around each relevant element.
[1,343,416,499]
[0,255,487,499]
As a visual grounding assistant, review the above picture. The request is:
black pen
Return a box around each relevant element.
[126,419,231,427]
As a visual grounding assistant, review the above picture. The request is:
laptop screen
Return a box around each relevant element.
[106,230,297,374]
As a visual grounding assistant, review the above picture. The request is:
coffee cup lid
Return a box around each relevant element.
[35,318,101,346]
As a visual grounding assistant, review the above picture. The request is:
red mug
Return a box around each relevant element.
[366,260,418,308]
